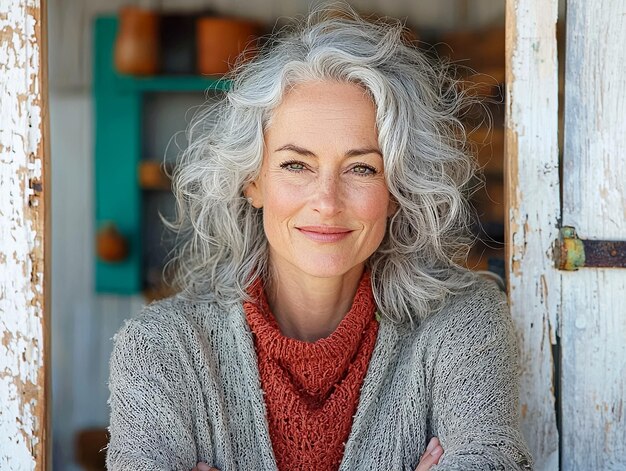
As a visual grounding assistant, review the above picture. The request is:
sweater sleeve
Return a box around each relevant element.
[429,284,534,471]
[105,315,198,471]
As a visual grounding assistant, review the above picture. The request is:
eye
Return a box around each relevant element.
[350,163,378,176]
[279,160,307,172]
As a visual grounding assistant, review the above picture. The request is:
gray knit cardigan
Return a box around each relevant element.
[105,277,534,470]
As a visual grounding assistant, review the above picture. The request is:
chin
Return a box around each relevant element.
[294,256,364,279]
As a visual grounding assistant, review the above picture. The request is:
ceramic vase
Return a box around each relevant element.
[196,17,260,75]
[114,7,160,76]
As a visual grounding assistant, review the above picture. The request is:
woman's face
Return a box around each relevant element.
[246,80,395,280]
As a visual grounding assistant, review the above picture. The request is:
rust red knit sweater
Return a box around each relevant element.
[243,272,379,471]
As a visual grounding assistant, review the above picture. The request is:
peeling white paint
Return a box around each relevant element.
[0,0,47,469]
[561,0,626,468]
[505,1,560,470]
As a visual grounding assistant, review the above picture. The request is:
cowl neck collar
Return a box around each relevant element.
[243,270,377,400]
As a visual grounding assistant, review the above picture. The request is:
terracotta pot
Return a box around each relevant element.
[74,427,109,471]
[114,7,160,76]
[96,222,129,263]
[138,161,172,190]
[196,17,260,75]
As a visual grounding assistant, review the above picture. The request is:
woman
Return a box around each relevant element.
[106,5,533,471]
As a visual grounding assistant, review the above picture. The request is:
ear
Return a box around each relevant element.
[387,196,398,218]
[243,178,263,209]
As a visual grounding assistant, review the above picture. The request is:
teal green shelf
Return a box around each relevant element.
[115,73,231,93]
[93,15,229,294]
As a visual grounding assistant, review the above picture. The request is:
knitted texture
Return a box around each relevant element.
[106,276,534,470]
[243,272,379,471]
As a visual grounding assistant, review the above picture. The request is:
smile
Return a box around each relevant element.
[296,226,354,243]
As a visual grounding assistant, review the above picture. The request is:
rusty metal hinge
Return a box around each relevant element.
[555,226,626,270]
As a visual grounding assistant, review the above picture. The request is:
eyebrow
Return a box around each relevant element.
[274,143,383,158]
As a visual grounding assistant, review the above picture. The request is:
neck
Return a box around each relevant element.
[265,263,366,342]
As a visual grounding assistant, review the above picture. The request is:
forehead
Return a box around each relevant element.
[265,81,379,146]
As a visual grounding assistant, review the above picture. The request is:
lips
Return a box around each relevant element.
[296,225,353,242]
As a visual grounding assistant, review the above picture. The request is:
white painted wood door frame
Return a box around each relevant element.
[505,0,560,469]
[0,0,50,469]
[560,0,626,468]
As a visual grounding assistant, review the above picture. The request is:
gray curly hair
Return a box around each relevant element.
[163,3,482,325]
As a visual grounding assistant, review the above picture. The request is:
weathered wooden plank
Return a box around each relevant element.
[0,0,50,469]
[505,1,560,469]
[561,0,626,468]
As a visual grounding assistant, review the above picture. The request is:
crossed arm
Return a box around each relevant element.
[192,438,445,471]
[426,290,534,470]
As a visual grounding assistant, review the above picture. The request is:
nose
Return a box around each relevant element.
[312,173,344,217]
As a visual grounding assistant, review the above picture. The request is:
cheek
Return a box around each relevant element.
[261,181,302,233]
[352,185,391,225]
